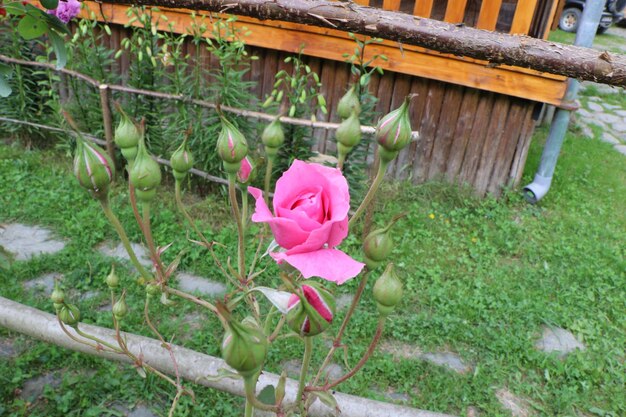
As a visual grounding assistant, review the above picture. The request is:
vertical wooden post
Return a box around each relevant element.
[98,84,115,163]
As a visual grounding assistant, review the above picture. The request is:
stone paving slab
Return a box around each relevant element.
[97,241,152,268]
[23,272,60,295]
[0,337,16,358]
[175,272,227,298]
[495,388,532,417]
[0,224,65,261]
[19,372,62,402]
[379,341,472,374]
[535,326,585,357]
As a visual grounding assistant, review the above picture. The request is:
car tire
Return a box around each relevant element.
[559,7,582,32]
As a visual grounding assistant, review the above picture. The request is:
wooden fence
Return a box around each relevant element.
[79,0,567,196]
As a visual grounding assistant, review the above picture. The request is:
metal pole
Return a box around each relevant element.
[523,0,605,203]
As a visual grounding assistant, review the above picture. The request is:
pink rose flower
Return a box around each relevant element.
[249,160,364,284]
[237,156,253,183]
[47,0,81,24]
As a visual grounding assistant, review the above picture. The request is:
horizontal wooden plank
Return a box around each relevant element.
[80,1,567,106]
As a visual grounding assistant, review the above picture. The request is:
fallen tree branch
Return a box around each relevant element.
[0,296,454,417]
[100,0,626,87]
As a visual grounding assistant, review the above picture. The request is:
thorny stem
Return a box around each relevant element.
[297,337,314,414]
[165,286,220,317]
[144,296,182,388]
[241,186,249,230]
[307,317,386,392]
[348,158,389,229]
[100,201,153,282]
[311,270,370,387]
[228,173,245,280]
[168,390,184,417]
[142,203,166,281]
[264,156,273,206]
[74,326,123,353]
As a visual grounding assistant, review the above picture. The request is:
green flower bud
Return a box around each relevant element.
[50,287,64,304]
[53,302,64,313]
[217,117,248,174]
[337,85,361,120]
[73,139,115,200]
[222,316,268,377]
[336,111,362,149]
[286,283,336,337]
[376,97,412,153]
[261,118,285,158]
[106,265,119,289]
[120,146,138,162]
[114,109,141,149]
[146,284,161,297]
[59,304,81,326]
[129,138,161,202]
[170,138,194,180]
[112,293,128,320]
[363,221,396,270]
[373,263,403,317]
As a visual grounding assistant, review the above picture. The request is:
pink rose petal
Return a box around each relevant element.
[271,249,364,285]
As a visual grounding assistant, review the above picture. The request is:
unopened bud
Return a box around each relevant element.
[286,284,336,337]
[146,284,161,297]
[376,97,412,155]
[129,138,162,202]
[120,146,138,162]
[336,111,362,151]
[237,156,255,184]
[372,263,403,317]
[59,304,81,326]
[217,117,248,174]
[73,139,115,200]
[363,224,395,270]
[50,287,64,304]
[170,138,194,181]
[114,109,141,149]
[222,316,268,377]
[105,265,119,288]
[112,293,128,320]
[336,85,361,120]
[261,118,284,159]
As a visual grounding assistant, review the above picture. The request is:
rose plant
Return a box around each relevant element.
[57,95,415,416]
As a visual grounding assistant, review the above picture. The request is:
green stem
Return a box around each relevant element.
[100,201,153,282]
[243,375,279,412]
[228,174,246,280]
[297,337,314,414]
[241,186,249,230]
[244,399,253,417]
[142,203,165,279]
[348,158,389,229]
[264,157,274,206]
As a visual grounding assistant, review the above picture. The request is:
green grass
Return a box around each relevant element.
[1,122,625,417]
[548,28,626,54]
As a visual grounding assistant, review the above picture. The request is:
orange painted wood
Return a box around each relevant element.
[510,0,539,34]
[80,1,566,106]
[352,0,370,5]
[382,0,402,11]
[542,0,561,38]
[476,0,503,31]
[413,0,434,17]
[444,0,468,23]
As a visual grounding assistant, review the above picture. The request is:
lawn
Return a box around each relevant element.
[0,120,625,417]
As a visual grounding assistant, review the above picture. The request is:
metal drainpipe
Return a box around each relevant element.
[523,0,605,204]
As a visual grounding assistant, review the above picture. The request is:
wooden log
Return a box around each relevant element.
[444,88,481,182]
[103,0,626,87]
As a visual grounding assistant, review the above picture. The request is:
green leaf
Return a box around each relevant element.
[0,64,12,98]
[250,287,292,314]
[40,0,59,10]
[48,30,67,69]
[17,14,48,40]
[4,2,26,15]
[42,13,71,35]
[257,384,276,406]
[312,390,339,411]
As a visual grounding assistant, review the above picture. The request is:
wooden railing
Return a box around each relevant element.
[81,0,568,106]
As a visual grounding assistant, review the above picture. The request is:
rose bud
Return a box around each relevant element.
[105,265,119,289]
[50,286,64,304]
[73,138,115,200]
[336,111,362,165]
[375,97,412,162]
[261,118,284,160]
[222,316,268,377]
[114,109,141,150]
[286,284,336,337]
[145,284,161,297]
[372,263,403,317]
[129,138,162,203]
[363,220,398,270]
[59,304,81,326]
[170,138,194,181]
[236,156,255,185]
[112,293,128,320]
[217,117,248,174]
[337,85,361,120]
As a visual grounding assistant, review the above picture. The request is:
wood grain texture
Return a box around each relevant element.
[413,0,434,17]
[444,0,468,23]
[427,85,465,180]
[510,0,540,34]
[476,0,503,30]
[444,88,481,181]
